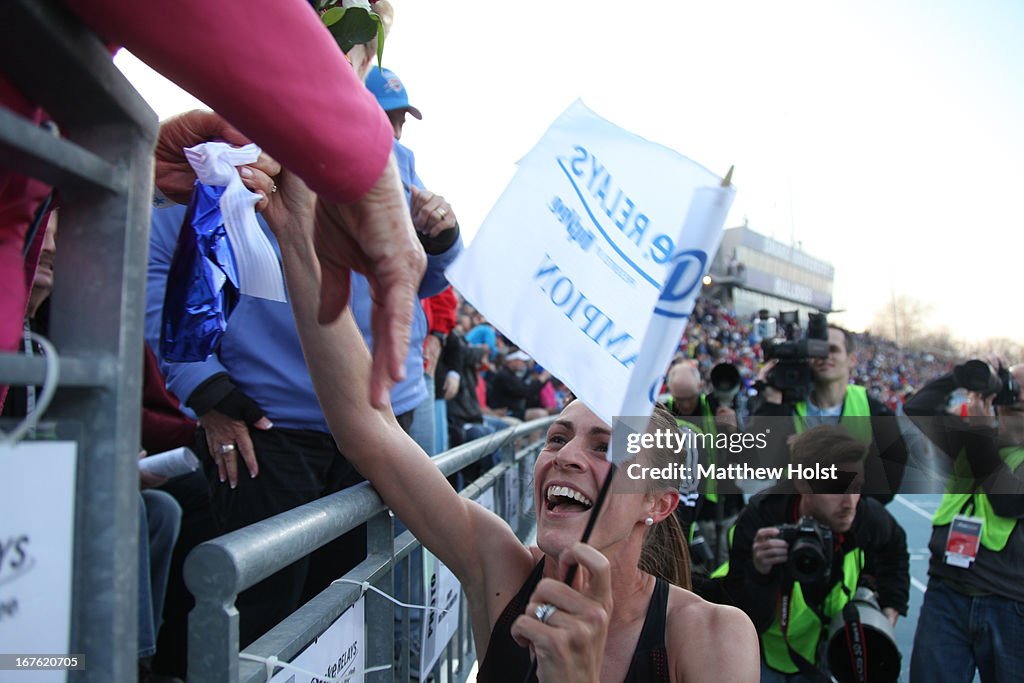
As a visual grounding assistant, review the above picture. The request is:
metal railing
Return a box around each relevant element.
[0,2,158,680]
[184,417,554,683]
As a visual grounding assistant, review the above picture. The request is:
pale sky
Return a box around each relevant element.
[115,0,1024,345]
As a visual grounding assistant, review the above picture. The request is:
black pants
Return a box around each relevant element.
[199,426,367,649]
[297,408,413,607]
[152,469,220,677]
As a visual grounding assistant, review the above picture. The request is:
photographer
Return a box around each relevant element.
[752,323,909,503]
[665,361,745,567]
[708,425,909,682]
[904,361,1024,683]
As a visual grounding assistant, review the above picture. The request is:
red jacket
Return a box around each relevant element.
[142,345,196,454]
[421,286,457,370]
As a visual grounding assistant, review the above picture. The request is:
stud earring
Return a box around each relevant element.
[644,517,654,526]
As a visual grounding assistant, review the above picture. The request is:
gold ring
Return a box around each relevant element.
[435,207,447,221]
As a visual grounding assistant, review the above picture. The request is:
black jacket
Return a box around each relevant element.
[704,490,910,632]
[444,331,487,429]
[904,373,1024,514]
[488,367,544,420]
[904,373,1024,601]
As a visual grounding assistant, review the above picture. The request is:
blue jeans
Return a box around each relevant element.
[409,376,436,456]
[483,414,511,434]
[911,577,1024,683]
[433,399,448,455]
[138,490,182,658]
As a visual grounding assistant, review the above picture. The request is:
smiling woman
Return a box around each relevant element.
[532,404,692,585]
[260,176,760,682]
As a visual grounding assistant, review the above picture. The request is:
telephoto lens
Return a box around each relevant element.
[689,532,716,568]
[953,360,1003,395]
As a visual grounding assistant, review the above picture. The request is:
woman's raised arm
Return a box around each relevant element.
[264,169,525,592]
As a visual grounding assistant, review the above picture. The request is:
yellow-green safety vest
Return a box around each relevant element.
[709,527,864,674]
[933,446,1024,552]
[762,551,863,674]
[793,384,873,445]
[709,525,738,579]
[668,395,719,502]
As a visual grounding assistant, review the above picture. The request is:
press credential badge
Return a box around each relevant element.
[944,515,983,568]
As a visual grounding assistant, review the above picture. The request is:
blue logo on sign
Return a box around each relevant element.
[648,377,662,404]
[653,249,706,319]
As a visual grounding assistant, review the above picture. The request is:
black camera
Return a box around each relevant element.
[689,530,717,569]
[709,362,741,410]
[777,516,833,584]
[954,360,1021,406]
[763,311,830,402]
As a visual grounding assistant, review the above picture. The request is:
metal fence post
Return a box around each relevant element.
[185,543,242,683]
[0,2,158,681]
[365,510,395,683]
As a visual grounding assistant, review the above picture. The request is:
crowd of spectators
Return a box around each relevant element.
[438,294,959,438]
[675,296,956,413]
[445,296,573,438]
[849,332,954,411]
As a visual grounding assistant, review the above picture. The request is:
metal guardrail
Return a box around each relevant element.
[184,417,555,683]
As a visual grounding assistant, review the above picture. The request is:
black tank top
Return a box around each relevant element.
[477,559,672,682]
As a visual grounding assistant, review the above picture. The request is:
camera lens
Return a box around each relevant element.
[954,360,1002,394]
[789,540,827,583]
[793,550,820,574]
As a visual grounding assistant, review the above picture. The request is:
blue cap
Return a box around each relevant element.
[365,66,422,119]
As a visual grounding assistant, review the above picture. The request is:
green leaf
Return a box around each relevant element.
[327,7,379,54]
[320,6,344,27]
[375,16,386,68]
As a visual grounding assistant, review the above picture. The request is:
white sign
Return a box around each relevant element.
[419,552,461,680]
[447,100,734,445]
[505,465,520,530]
[269,598,364,683]
[0,440,77,683]
[476,487,495,514]
[138,446,200,479]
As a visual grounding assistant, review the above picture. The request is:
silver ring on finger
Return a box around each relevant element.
[270,184,278,193]
[219,443,237,454]
[534,602,557,624]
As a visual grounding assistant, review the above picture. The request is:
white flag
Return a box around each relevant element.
[184,142,286,302]
[447,100,733,457]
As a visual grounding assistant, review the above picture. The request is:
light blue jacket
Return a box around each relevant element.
[145,140,461,429]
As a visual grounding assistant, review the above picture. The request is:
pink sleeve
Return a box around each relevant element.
[66,0,393,203]
[539,381,557,410]
[0,78,51,355]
